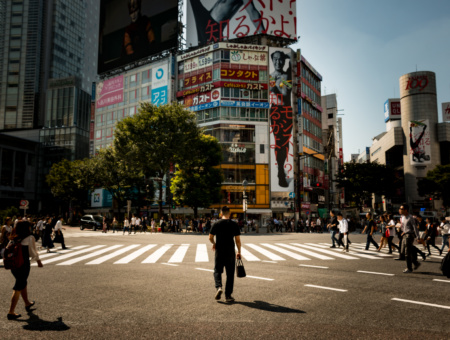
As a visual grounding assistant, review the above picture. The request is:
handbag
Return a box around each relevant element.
[236,258,246,278]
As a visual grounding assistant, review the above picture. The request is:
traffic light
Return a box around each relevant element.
[312,182,321,188]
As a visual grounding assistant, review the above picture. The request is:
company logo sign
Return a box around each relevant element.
[405,75,429,91]
[443,102,450,122]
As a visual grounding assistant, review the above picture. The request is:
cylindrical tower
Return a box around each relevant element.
[399,71,440,206]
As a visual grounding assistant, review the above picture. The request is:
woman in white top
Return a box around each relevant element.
[7,221,43,320]
[386,215,400,254]
[150,219,156,233]
[54,217,67,249]
[123,217,130,235]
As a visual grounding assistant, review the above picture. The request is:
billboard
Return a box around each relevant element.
[91,189,113,208]
[384,99,401,122]
[443,102,450,122]
[151,63,169,106]
[98,0,178,74]
[96,75,124,109]
[269,47,294,193]
[186,0,297,48]
[409,119,431,165]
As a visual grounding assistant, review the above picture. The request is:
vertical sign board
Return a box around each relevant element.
[409,119,431,165]
[443,102,450,122]
[96,75,124,109]
[269,47,294,193]
[152,62,169,106]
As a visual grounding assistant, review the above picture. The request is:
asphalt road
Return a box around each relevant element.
[1,228,449,339]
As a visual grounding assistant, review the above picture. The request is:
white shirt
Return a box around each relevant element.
[316,219,321,226]
[55,220,62,231]
[338,218,349,233]
[135,218,141,226]
[21,235,40,262]
[124,219,130,227]
[131,217,136,225]
[37,220,44,231]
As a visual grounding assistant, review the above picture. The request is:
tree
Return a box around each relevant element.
[335,161,398,210]
[114,102,201,218]
[418,164,450,206]
[170,134,223,218]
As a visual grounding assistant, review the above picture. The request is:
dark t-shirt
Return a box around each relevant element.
[330,217,338,231]
[367,220,376,233]
[418,220,427,232]
[210,219,240,253]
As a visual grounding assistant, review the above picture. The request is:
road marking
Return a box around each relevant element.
[276,243,334,260]
[168,244,190,263]
[432,279,450,283]
[36,246,88,259]
[36,245,106,265]
[162,263,179,266]
[86,244,140,264]
[114,244,157,264]
[357,270,394,276]
[195,244,209,262]
[142,244,173,263]
[245,243,285,261]
[261,243,310,260]
[57,245,123,265]
[347,244,393,257]
[392,298,450,310]
[299,264,329,269]
[195,268,274,281]
[295,244,358,259]
[238,246,261,262]
[304,284,347,292]
[316,243,386,259]
[262,260,278,263]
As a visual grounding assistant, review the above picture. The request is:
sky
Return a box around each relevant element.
[290,0,450,160]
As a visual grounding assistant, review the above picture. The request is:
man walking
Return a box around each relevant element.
[327,211,339,248]
[399,205,421,273]
[362,213,379,250]
[209,206,241,303]
[337,213,349,252]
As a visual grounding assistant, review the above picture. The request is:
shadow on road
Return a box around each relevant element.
[220,300,306,313]
[21,311,70,331]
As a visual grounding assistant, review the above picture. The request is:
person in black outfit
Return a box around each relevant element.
[41,217,54,253]
[327,211,339,248]
[209,206,241,303]
[7,221,43,320]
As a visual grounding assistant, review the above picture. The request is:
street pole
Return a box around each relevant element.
[242,180,248,225]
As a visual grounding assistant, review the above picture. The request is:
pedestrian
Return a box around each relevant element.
[327,211,339,248]
[424,218,441,256]
[41,217,54,253]
[1,217,14,258]
[7,221,43,320]
[102,216,108,233]
[377,215,388,252]
[416,215,427,250]
[337,213,349,252]
[399,205,422,273]
[209,206,241,303]
[150,218,156,233]
[135,216,141,234]
[123,217,130,235]
[362,213,379,250]
[112,217,118,233]
[54,216,67,249]
[386,214,400,254]
[438,217,450,253]
[130,214,136,234]
[141,217,147,233]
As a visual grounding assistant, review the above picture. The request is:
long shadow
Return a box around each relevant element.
[21,311,70,331]
[219,300,306,314]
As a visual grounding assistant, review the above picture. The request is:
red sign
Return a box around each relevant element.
[390,101,401,117]
[184,71,212,87]
[184,89,220,106]
[301,203,311,210]
[405,75,429,91]
[20,200,29,207]
[221,69,259,81]
[177,81,268,98]
[339,148,343,165]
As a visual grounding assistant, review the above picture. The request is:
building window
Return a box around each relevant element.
[260,144,265,154]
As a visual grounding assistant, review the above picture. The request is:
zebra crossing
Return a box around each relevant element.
[32,242,446,267]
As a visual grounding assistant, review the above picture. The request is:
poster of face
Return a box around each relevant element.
[409,119,431,165]
[186,0,297,48]
[269,47,294,193]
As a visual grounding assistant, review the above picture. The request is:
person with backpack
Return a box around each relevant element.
[6,221,43,320]
[438,217,450,253]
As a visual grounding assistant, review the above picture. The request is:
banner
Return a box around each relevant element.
[230,50,268,65]
[409,119,431,165]
[221,69,259,81]
[96,75,124,109]
[152,63,169,106]
[443,102,450,122]
[186,0,297,48]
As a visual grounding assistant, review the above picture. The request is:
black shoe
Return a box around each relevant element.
[422,254,426,261]
[7,313,21,320]
[25,301,35,312]
[439,250,443,256]
[225,295,235,303]
[330,246,336,248]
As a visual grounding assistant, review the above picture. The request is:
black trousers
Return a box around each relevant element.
[214,252,236,296]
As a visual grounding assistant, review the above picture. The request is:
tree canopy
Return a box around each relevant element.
[418,164,450,206]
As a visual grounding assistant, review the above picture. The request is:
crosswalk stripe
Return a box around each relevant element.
[276,243,334,260]
[36,246,88,259]
[86,244,141,265]
[238,246,261,261]
[195,244,209,262]
[344,244,393,256]
[57,245,123,265]
[245,243,285,261]
[36,245,106,265]
[114,244,157,264]
[261,243,310,260]
[142,244,173,263]
[313,244,383,260]
[295,244,358,259]
[168,244,190,263]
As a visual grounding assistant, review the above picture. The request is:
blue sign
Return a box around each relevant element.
[189,101,220,112]
[289,192,295,198]
[220,100,270,109]
[298,98,302,115]
[91,82,96,101]
[152,86,168,106]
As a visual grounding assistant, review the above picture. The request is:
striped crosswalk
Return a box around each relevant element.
[32,242,445,266]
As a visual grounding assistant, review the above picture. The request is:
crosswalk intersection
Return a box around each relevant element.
[33,242,446,266]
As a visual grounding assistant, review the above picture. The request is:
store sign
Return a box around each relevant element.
[184,89,221,106]
[184,52,213,72]
[189,101,220,112]
[230,50,268,65]
[405,75,429,91]
[184,71,212,87]
[152,64,169,106]
[442,102,450,122]
[220,101,270,108]
[221,69,259,81]
[96,75,124,109]
[301,203,311,210]
[176,81,267,98]
[228,143,247,153]
[384,99,401,122]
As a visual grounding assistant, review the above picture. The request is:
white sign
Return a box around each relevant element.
[442,102,450,122]
[409,119,431,165]
[91,189,103,208]
[228,144,247,153]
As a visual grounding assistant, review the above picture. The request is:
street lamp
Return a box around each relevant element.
[242,179,248,223]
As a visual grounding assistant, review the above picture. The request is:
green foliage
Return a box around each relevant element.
[418,164,450,205]
[335,161,398,208]
[170,135,223,217]
[0,206,20,224]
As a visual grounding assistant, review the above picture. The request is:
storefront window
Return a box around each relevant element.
[222,143,255,164]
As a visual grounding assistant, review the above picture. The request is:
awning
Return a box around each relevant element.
[246,209,272,214]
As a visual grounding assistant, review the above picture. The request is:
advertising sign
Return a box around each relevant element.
[409,119,431,165]
[98,0,178,74]
[184,52,213,72]
[176,81,267,98]
[221,69,259,81]
[152,63,169,106]
[384,99,401,122]
[269,47,294,193]
[184,71,213,87]
[442,102,450,122]
[91,189,113,208]
[186,0,297,48]
[184,88,221,106]
[96,75,124,109]
[230,50,267,65]
[220,100,270,108]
